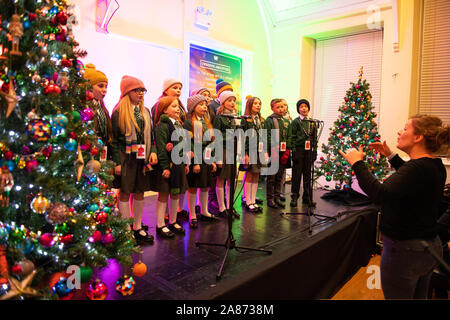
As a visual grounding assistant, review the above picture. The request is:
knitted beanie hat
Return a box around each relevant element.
[120,75,146,98]
[163,78,182,93]
[296,99,310,113]
[83,63,108,86]
[191,87,211,96]
[216,79,233,97]
[219,90,237,106]
[187,94,208,114]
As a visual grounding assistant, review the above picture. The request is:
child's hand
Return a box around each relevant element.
[244,155,249,165]
[185,166,189,175]
[166,143,173,152]
[162,169,171,178]
[149,152,158,165]
[114,165,121,176]
[211,163,217,173]
[193,165,201,173]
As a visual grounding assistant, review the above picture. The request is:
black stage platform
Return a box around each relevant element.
[92,183,379,300]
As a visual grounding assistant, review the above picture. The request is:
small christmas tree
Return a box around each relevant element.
[0,0,138,299]
[316,67,390,190]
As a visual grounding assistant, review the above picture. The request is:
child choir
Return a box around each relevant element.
[85,67,315,244]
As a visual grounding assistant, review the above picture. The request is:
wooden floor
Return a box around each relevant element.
[332,254,385,300]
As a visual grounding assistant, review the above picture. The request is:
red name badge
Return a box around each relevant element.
[305,140,311,151]
[100,146,107,162]
[136,144,146,159]
[258,142,264,153]
[205,147,211,161]
[280,142,286,152]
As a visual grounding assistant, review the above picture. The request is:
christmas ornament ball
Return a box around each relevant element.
[95,212,108,224]
[132,261,147,277]
[52,113,68,130]
[52,277,74,300]
[80,266,93,283]
[31,194,50,214]
[27,119,51,142]
[86,159,101,174]
[72,110,81,123]
[39,233,54,247]
[15,259,35,277]
[115,275,136,296]
[64,138,77,151]
[46,202,69,224]
[101,233,114,245]
[87,280,108,300]
[80,108,95,122]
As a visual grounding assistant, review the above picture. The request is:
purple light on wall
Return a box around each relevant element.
[96,0,120,34]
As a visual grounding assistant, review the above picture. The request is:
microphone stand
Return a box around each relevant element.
[281,119,336,234]
[195,115,272,280]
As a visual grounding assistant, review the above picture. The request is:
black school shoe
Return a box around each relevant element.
[156,226,175,239]
[290,199,298,207]
[274,198,285,208]
[168,223,185,235]
[189,219,198,229]
[267,200,279,209]
[133,229,154,244]
[199,214,219,222]
[229,208,240,219]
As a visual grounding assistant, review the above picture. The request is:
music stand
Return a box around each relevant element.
[195,115,272,280]
[281,119,336,234]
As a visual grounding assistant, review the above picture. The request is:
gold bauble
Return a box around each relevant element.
[30,193,50,214]
[86,159,101,174]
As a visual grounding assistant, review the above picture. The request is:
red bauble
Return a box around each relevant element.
[44,83,61,95]
[87,280,108,300]
[55,28,66,42]
[85,91,94,101]
[80,142,91,151]
[101,233,114,245]
[95,212,108,224]
[40,233,54,247]
[4,150,14,160]
[90,147,99,157]
[61,59,73,68]
[69,132,77,139]
[11,264,22,275]
[89,230,102,243]
[26,160,39,172]
[29,13,37,21]
[60,234,73,244]
[56,12,68,25]
[42,146,53,158]
[1,82,9,93]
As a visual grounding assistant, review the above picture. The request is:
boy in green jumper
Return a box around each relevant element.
[265,99,291,209]
[287,99,317,207]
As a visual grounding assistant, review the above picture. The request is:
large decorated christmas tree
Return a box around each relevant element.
[316,67,390,190]
[0,0,138,299]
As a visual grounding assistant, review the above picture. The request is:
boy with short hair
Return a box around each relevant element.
[265,99,291,208]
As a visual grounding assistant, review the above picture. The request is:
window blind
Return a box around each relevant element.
[418,0,450,124]
[313,31,383,148]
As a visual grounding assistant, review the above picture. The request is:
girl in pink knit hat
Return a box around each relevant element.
[151,78,189,220]
[111,75,158,244]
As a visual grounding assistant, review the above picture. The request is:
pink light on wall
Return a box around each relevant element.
[95,0,120,34]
